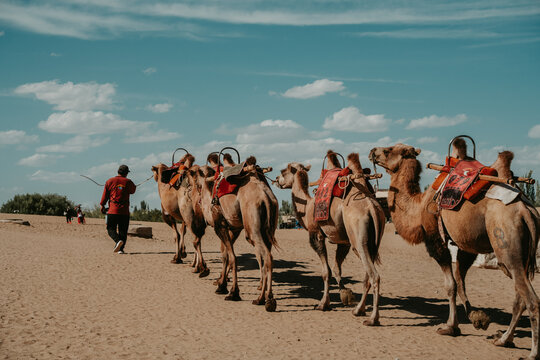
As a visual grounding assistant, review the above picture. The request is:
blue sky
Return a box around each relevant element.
[0,0,539,210]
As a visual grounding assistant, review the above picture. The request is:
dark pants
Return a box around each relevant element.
[106,214,130,250]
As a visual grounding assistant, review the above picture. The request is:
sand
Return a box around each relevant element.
[1,213,538,359]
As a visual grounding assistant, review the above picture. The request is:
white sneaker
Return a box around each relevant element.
[113,240,124,252]
[117,250,125,254]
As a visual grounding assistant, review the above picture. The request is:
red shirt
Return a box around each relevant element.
[100,175,136,215]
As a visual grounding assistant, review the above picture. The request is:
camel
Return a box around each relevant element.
[187,153,279,311]
[274,151,385,325]
[369,143,540,359]
[151,153,209,277]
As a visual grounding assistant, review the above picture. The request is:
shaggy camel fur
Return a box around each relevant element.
[188,153,279,311]
[275,151,385,325]
[370,143,540,360]
[151,154,209,276]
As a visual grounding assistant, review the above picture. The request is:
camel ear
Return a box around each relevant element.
[415,148,421,156]
[151,166,157,173]
[304,164,311,171]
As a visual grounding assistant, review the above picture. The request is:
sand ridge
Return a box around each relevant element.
[1,213,538,359]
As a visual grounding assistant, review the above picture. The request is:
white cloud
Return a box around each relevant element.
[38,111,147,135]
[260,119,301,128]
[406,114,467,129]
[282,79,345,99]
[353,28,501,39]
[323,106,391,133]
[0,130,38,145]
[0,31,4,37]
[146,103,173,113]
[15,80,116,111]
[528,124,540,138]
[417,136,439,144]
[30,170,80,183]
[50,52,61,57]
[143,67,157,75]
[18,153,63,167]
[37,135,110,153]
[124,129,181,143]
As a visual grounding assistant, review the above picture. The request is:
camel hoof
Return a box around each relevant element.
[257,285,262,291]
[225,292,242,301]
[180,250,187,259]
[215,283,228,294]
[192,267,200,273]
[199,268,210,278]
[436,325,461,337]
[353,309,366,317]
[488,330,504,341]
[314,304,331,311]
[265,298,277,312]
[339,289,355,306]
[363,319,380,327]
[171,258,183,264]
[493,338,515,348]
[469,310,490,330]
[252,298,265,306]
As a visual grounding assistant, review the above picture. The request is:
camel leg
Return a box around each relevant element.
[492,291,525,348]
[224,239,241,301]
[455,249,491,330]
[214,234,229,294]
[163,214,182,264]
[262,242,276,312]
[335,244,354,306]
[309,232,332,311]
[192,235,209,277]
[425,237,460,336]
[252,242,268,306]
[349,227,381,326]
[354,273,371,317]
[255,251,264,291]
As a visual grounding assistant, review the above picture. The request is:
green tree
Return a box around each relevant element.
[279,200,293,215]
[0,193,75,216]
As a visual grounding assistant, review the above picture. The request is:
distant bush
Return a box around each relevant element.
[0,193,75,216]
[85,200,164,222]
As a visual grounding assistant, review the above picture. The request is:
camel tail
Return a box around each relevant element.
[368,202,383,265]
[522,205,539,280]
[261,197,280,251]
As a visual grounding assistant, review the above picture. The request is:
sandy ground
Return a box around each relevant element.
[1,213,539,360]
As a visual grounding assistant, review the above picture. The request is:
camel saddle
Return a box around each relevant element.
[212,165,239,200]
[433,156,497,210]
[314,168,349,221]
[161,163,189,188]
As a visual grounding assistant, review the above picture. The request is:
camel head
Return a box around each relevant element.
[151,163,168,182]
[187,164,216,190]
[347,153,363,175]
[274,162,311,189]
[369,144,421,173]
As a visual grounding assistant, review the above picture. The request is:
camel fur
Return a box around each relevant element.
[274,151,385,325]
[187,153,279,311]
[151,153,209,276]
[370,143,540,360]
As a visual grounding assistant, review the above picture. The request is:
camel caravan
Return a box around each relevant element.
[151,136,540,359]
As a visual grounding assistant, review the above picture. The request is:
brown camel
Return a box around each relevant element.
[187,153,279,311]
[151,154,209,276]
[370,143,540,359]
[274,151,385,325]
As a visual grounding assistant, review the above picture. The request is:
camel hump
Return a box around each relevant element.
[223,153,237,167]
[245,156,256,166]
[178,153,195,167]
[326,150,341,169]
[490,151,514,179]
[451,138,472,160]
[347,153,363,175]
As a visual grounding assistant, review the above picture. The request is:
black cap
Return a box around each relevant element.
[118,164,130,175]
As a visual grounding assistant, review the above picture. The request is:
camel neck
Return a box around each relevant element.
[291,172,311,226]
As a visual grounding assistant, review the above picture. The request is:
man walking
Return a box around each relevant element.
[100,164,136,254]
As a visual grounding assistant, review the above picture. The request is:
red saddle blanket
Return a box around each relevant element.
[213,166,238,199]
[434,157,497,209]
[314,168,350,221]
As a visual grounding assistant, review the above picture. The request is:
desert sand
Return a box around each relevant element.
[1,213,539,359]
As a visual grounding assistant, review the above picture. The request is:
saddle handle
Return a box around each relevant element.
[172,147,189,166]
[321,151,345,172]
[218,147,241,175]
[448,135,476,159]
